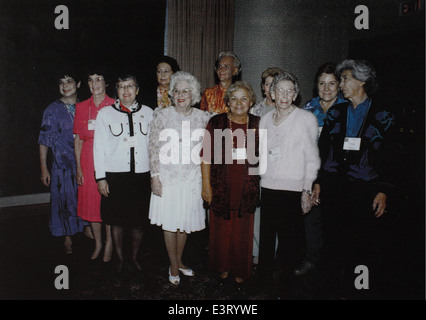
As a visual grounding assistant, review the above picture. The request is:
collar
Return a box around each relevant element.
[90,94,111,108]
[113,99,140,113]
[349,97,371,112]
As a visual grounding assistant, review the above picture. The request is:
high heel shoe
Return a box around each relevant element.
[169,267,180,285]
[179,267,195,277]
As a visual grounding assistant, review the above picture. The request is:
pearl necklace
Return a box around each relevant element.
[228,114,249,149]
[272,106,295,126]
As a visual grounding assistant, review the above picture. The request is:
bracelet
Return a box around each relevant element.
[302,189,312,195]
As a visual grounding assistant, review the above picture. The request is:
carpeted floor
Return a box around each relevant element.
[0,203,424,300]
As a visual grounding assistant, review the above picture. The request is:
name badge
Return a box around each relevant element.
[343,137,361,151]
[232,148,247,160]
[88,119,96,130]
[268,146,282,161]
[124,136,138,148]
[318,126,323,137]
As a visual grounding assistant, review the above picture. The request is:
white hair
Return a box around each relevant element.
[336,59,378,95]
[168,71,201,106]
[215,51,242,74]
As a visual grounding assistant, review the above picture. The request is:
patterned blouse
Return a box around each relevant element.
[157,87,171,108]
[200,85,228,113]
[149,106,212,187]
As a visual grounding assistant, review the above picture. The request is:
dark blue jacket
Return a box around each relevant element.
[317,100,396,195]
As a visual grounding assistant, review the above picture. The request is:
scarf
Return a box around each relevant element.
[64,103,76,117]
[114,99,139,113]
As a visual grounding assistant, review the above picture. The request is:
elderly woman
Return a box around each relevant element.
[39,71,87,254]
[250,67,284,117]
[149,71,211,285]
[294,62,347,276]
[249,67,284,266]
[143,56,180,109]
[200,51,242,114]
[201,81,260,284]
[317,59,395,297]
[93,74,153,273]
[73,68,115,262]
[258,72,320,291]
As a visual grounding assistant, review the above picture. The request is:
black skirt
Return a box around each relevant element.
[101,171,151,227]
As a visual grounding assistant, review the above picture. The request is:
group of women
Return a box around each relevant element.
[39,53,395,296]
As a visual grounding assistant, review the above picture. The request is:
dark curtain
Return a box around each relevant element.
[0,0,166,196]
[166,0,235,91]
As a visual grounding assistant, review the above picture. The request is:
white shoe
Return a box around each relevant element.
[179,267,195,277]
[169,267,180,285]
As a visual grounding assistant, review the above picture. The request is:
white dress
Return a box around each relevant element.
[148,106,212,233]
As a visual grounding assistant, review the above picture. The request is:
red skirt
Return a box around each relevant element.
[77,138,102,222]
[209,209,254,280]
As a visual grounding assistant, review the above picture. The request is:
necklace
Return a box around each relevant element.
[273,106,295,125]
[227,112,248,124]
[228,114,249,150]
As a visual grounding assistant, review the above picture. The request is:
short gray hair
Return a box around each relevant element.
[270,71,300,95]
[215,51,242,75]
[168,71,201,106]
[116,74,138,90]
[223,81,257,106]
[336,59,378,95]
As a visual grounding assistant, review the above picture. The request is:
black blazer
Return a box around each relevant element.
[317,100,396,195]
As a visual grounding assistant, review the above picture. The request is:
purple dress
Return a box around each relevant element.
[38,100,87,237]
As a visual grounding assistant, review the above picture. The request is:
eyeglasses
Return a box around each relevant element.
[216,64,233,71]
[117,84,136,90]
[172,89,191,96]
[274,88,296,97]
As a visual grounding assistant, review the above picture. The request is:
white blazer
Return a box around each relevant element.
[94,103,153,180]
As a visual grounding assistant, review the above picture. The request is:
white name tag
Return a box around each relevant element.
[343,137,361,151]
[88,119,96,130]
[268,146,282,161]
[124,136,138,148]
[318,126,323,137]
[232,148,247,160]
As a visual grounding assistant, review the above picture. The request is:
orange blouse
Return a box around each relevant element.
[157,87,171,108]
[200,85,228,113]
